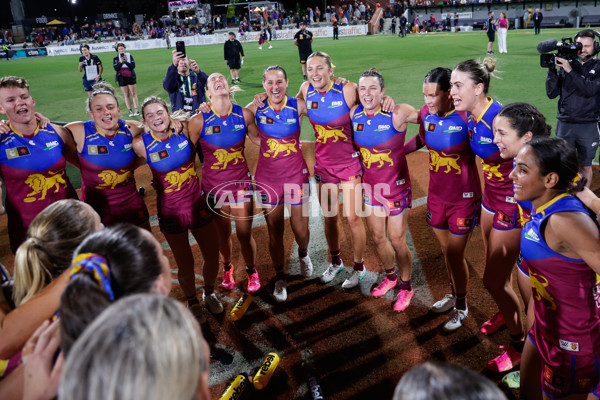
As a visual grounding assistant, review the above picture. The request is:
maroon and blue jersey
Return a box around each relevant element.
[79,120,147,223]
[417,105,481,203]
[306,81,360,170]
[0,124,77,250]
[468,98,513,195]
[198,104,251,193]
[521,194,600,357]
[352,105,410,205]
[142,128,202,218]
[255,96,308,184]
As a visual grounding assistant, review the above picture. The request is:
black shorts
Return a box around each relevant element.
[117,75,136,87]
[299,51,311,63]
[487,30,495,42]
[556,120,600,166]
[228,58,241,69]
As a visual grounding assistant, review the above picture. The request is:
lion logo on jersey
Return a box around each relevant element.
[263,138,297,158]
[530,272,557,311]
[97,169,133,189]
[164,163,196,193]
[212,148,245,169]
[429,150,461,174]
[314,125,348,143]
[24,171,67,202]
[482,162,504,181]
[360,148,394,168]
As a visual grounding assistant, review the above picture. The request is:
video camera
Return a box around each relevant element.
[537,37,582,68]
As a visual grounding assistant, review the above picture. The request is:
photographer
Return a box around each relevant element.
[546,30,600,187]
[162,50,208,115]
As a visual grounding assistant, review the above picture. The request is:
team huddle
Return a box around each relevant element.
[1,45,600,399]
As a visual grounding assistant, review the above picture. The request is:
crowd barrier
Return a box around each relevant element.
[44,25,368,57]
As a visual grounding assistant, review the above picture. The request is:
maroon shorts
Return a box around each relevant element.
[363,184,411,217]
[314,162,363,184]
[101,204,150,227]
[255,179,310,206]
[205,180,253,208]
[426,196,481,235]
[159,195,213,234]
[529,330,600,398]
[482,185,521,230]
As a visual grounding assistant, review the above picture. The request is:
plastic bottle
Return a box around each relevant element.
[230,294,253,321]
[308,376,325,399]
[253,352,280,390]
[219,373,250,400]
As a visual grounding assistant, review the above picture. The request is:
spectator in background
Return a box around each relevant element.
[224,32,245,83]
[454,12,459,30]
[497,12,508,53]
[163,50,208,115]
[533,8,543,35]
[379,15,384,33]
[391,16,396,34]
[332,15,339,39]
[485,11,496,55]
[113,42,139,117]
[78,44,103,96]
[399,14,407,37]
[294,21,313,81]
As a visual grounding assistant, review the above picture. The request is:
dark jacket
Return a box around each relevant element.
[533,12,543,26]
[162,64,208,114]
[224,39,244,61]
[546,57,600,123]
[113,53,136,79]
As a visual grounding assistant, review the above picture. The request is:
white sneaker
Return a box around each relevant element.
[258,46,262,49]
[128,110,134,117]
[269,45,272,49]
[443,307,468,332]
[273,279,287,302]
[431,294,454,313]
[203,292,224,314]
[321,263,344,283]
[342,268,367,289]
[300,255,313,278]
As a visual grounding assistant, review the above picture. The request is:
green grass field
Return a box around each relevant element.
[0,28,582,141]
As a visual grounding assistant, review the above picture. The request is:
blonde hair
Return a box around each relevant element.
[12,200,97,306]
[453,57,498,94]
[138,96,190,130]
[59,294,208,400]
[86,82,119,113]
[205,73,244,103]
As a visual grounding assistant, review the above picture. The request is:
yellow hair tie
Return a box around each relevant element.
[69,253,114,300]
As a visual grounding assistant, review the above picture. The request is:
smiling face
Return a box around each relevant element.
[449,69,480,113]
[263,69,288,107]
[143,102,170,134]
[509,145,546,202]
[0,86,36,125]
[117,44,126,54]
[307,56,333,91]
[493,115,533,159]
[358,76,384,114]
[423,82,451,115]
[206,73,230,99]
[80,46,90,57]
[89,93,121,133]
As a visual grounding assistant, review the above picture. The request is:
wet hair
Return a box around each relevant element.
[79,44,90,53]
[262,65,288,82]
[496,103,551,139]
[59,224,164,356]
[453,58,497,94]
[307,51,334,70]
[115,42,125,50]
[526,137,586,193]
[59,294,208,400]
[86,82,119,113]
[0,76,29,91]
[424,67,452,92]
[12,200,98,306]
[359,68,385,90]
[393,361,508,400]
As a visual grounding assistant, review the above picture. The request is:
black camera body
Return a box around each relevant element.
[540,37,582,68]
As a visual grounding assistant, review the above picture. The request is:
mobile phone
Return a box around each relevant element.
[176,41,186,56]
